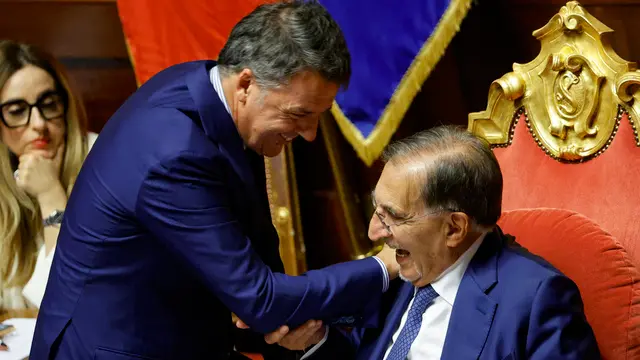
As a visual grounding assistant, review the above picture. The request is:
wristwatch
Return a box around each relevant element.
[43,210,64,227]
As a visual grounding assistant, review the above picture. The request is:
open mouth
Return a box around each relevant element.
[280,134,297,142]
[395,249,411,265]
[396,249,411,258]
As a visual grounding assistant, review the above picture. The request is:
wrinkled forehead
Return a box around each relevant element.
[374,161,426,212]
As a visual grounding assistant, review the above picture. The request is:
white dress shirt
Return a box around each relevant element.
[303,234,485,360]
[383,233,486,360]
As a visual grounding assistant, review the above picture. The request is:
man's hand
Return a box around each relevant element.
[236,319,326,351]
[375,243,399,280]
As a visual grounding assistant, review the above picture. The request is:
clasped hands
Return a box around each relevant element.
[236,318,326,351]
[235,244,399,351]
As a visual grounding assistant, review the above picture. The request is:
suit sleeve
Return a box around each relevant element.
[135,151,384,334]
[526,275,601,359]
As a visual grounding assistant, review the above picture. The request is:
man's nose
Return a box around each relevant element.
[297,116,319,142]
[298,125,317,142]
[368,214,389,242]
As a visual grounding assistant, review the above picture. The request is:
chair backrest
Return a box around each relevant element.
[498,208,640,360]
[468,1,640,266]
[469,2,640,357]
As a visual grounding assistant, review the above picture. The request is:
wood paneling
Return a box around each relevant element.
[0,0,136,132]
[64,64,135,131]
[0,1,127,58]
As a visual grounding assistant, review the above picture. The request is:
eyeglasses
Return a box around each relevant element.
[371,196,456,236]
[373,208,443,236]
[0,91,66,129]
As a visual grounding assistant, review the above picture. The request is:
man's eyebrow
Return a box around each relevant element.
[384,205,408,219]
[283,107,313,115]
[371,190,407,218]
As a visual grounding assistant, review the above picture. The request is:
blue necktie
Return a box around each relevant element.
[386,285,439,360]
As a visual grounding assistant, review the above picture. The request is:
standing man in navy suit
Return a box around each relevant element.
[263,126,600,359]
[30,2,398,359]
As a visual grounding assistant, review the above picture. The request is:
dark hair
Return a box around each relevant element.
[382,125,503,226]
[217,0,350,89]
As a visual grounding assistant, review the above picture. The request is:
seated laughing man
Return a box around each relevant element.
[251,125,600,360]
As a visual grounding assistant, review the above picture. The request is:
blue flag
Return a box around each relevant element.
[318,0,472,165]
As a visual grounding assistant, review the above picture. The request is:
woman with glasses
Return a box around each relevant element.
[0,40,97,310]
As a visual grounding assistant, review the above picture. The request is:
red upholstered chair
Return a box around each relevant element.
[469,2,640,358]
[492,110,640,264]
[499,209,640,360]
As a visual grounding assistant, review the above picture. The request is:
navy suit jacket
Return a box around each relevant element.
[308,228,600,360]
[30,61,384,360]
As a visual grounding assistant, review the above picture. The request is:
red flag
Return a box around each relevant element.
[117,0,274,85]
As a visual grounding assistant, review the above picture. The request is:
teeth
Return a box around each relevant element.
[396,249,410,257]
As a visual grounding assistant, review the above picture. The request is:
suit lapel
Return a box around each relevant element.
[366,282,415,360]
[185,61,256,192]
[440,229,503,360]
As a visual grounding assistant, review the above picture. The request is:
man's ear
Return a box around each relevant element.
[444,212,470,248]
[236,68,254,103]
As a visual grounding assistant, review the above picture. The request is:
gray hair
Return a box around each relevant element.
[382,125,503,227]
[217,0,350,89]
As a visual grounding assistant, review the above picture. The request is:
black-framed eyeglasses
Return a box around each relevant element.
[0,91,66,129]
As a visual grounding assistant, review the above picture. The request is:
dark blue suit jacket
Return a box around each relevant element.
[308,228,600,360]
[30,61,384,360]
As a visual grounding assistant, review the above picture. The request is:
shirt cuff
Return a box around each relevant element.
[300,326,329,360]
[373,256,390,292]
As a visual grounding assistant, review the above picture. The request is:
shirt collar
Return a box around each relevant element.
[209,65,231,115]
[210,65,249,149]
[426,232,487,306]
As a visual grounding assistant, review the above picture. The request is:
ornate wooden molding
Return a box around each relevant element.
[469,1,640,161]
[265,148,307,275]
[616,72,640,145]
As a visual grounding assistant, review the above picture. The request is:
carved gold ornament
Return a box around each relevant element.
[469,1,640,161]
[264,147,307,275]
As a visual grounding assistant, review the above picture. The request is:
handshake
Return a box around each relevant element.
[235,244,399,352]
[236,318,326,352]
